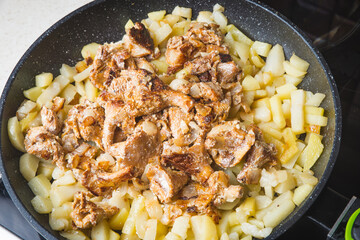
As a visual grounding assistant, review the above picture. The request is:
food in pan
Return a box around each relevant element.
[8,4,328,240]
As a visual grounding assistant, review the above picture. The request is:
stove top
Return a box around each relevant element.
[0,0,359,239]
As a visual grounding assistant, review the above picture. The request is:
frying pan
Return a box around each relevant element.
[0,0,341,239]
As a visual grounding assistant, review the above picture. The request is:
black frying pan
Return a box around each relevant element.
[0,0,341,239]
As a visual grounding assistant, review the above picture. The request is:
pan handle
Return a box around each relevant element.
[304,186,360,239]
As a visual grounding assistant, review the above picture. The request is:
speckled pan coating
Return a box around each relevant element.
[0,0,341,239]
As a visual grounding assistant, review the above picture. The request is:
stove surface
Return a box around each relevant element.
[0,0,359,239]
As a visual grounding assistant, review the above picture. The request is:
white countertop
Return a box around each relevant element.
[0,0,92,238]
[0,0,93,91]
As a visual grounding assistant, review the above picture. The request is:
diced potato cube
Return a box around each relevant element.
[135,209,149,239]
[258,122,282,140]
[212,11,227,29]
[143,219,157,240]
[255,195,272,210]
[154,23,173,45]
[51,202,72,219]
[228,232,240,240]
[303,133,324,170]
[124,19,135,30]
[31,195,53,214]
[36,161,54,181]
[85,79,98,102]
[239,197,256,216]
[283,61,307,78]
[240,236,252,240]
[91,220,110,240]
[75,81,86,96]
[290,54,310,72]
[293,184,314,206]
[251,41,272,57]
[262,44,285,77]
[20,111,38,132]
[197,11,214,24]
[213,3,225,12]
[151,59,168,74]
[172,6,192,19]
[49,214,70,231]
[252,98,271,109]
[81,42,101,60]
[8,116,26,152]
[242,76,260,91]
[60,64,78,82]
[24,86,43,102]
[284,74,302,86]
[36,72,53,88]
[148,10,166,21]
[225,24,253,46]
[276,83,297,99]
[269,95,286,128]
[50,184,84,207]
[37,75,70,106]
[123,196,145,235]
[254,90,267,99]
[305,106,324,116]
[28,174,52,198]
[250,50,265,68]
[19,153,40,181]
[291,89,305,134]
[60,230,89,240]
[60,84,77,104]
[109,230,121,240]
[240,222,272,239]
[282,99,291,119]
[52,170,76,187]
[172,216,190,239]
[165,232,182,240]
[164,14,181,26]
[254,106,271,123]
[75,60,88,73]
[305,114,328,127]
[282,141,306,169]
[120,234,140,240]
[274,172,296,194]
[52,166,66,180]
[190,215,218,240]
[109,208,129,230]
[255,191,293,221]
[305,93,325,107]
[263,199,295,228]
[73,65,93,82]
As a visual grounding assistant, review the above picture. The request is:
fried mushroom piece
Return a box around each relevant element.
[72,166,133,196]
[146,161,189,203]
[207,171,244,206]
[124,22,154,58]
[107,121,161,178]
[237,140,278,185]
[61,100,105,152]
[71,191,118,229]
[205,120,256,168]
[216,61,240,84]
[90,43,132,89]
[161,143,214,183]
[185,22,223,46]
[25,126,65,168]
[166,36,196,74]
[162,171,243,225]
[107,69,194,114]
[40,106,62,135]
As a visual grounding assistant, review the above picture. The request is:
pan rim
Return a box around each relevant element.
[0,0,342,239]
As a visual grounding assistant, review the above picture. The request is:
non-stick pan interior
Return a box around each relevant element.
[0,0,340,239]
